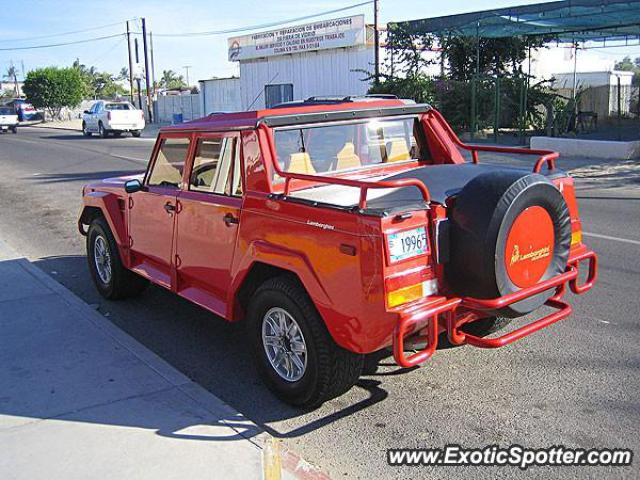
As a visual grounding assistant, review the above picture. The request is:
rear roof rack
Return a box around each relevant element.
[259,103,431,128]
[271,94,407,109]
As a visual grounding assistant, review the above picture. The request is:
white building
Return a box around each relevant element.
[200,15,375,113]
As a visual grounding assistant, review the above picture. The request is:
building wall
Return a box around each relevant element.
[238,45,374,110]
[149,94,201,123]
[199,77,242,114]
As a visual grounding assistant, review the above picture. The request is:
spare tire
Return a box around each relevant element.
[447,170,571,318]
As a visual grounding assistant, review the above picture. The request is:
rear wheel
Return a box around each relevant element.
[98,122,109,138]
[460,316,512,337]
[11,126,17,134]
[87,216,148,299]
[131,130,142,138]
[247,276,363,408]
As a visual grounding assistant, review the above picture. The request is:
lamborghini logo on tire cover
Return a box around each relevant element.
[510,244,551,266]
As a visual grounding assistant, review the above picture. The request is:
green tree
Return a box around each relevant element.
[23,67,84,118]
[614,56,640,85]
[159,70,186,90]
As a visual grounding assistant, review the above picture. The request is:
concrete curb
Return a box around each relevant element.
[0,238,330,480]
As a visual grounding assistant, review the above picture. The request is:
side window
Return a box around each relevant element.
[189,136,241,195]
[147,137,191,188]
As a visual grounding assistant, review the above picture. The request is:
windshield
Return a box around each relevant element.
[273,117,427,178]
[105,103,132,110]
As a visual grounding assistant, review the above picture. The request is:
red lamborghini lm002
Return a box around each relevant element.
[79,96,597,407]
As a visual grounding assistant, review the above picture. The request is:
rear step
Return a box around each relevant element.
[393,250,597,368]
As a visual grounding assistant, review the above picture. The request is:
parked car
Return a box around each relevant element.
[0,106,18,133]
[82,100,145,138]
[79,97,597,407]
[4,99,39,121]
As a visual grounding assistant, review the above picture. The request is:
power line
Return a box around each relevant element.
[0,33,125,52]
[148,0,373,37]
[0,19,134,44]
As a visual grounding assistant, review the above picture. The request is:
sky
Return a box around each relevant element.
[1,0,638,84]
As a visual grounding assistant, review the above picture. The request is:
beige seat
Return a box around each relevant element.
[336,142,361,170]
[386,140,411,162]
[288,152,316,174]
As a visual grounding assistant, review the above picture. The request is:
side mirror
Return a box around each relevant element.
[83,110,91,114]
[124,179,143,194]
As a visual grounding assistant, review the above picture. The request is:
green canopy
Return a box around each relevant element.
[390,0,640,42]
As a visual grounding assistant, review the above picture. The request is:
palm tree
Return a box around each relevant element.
[160,70,186,90]
[4,65,19,97]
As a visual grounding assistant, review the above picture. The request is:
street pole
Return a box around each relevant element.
[373,0,380,85]
[126,21,134,104]
[142,18,153,123]
[134,37,143,110]
[183,66,191,88]
[150,32,157,98]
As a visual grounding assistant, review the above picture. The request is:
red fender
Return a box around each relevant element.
[79,192,129,264]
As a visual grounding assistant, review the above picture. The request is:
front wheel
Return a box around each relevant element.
[87,216,149,299]
[82,122,91,137]
[247,277,363,408]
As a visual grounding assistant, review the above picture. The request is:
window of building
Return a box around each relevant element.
[265,84,294,108]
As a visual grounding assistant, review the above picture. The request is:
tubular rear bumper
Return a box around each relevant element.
[392,249,597,368]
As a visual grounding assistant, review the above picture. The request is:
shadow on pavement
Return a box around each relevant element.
[24,255,392,440]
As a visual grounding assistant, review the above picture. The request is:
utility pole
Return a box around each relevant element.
[183,65,192,88]
[142,18,153,123]
[150,32,157,98]
[373,0,380,85]
[126,21,134,104]
[134,37,143,110]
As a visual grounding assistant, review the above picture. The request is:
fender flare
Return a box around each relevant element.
[79,192,128,258]
[229,239,333,313]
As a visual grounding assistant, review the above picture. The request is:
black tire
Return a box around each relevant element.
[87,216,148,300]
[113,131,122,137]
[247,276,364,408]
[460,316,512,337]
[98,122,109,138]
[11,126,17,134]
[131,130,142,138]
[82,122,91,137]
[448,171,571,317]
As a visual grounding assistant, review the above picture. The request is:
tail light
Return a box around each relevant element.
[554,177,582,248]
[387,278,438,308]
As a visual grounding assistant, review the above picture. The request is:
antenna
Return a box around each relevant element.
[247,72,279,110]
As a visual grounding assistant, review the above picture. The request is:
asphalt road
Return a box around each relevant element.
[1,127,638,479]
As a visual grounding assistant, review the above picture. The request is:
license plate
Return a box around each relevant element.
[387,227,428,262]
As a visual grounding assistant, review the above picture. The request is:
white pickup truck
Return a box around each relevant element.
[82,100,145,138]
[0,106,18,134]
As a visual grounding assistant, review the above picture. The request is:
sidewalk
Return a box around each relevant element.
[20,119,167,138]
[0,240,327,480]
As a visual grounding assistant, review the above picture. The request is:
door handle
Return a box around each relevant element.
[164,202,176,214]
[223,213,239,226]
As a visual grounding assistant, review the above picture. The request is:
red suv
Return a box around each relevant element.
[79,98,597,407]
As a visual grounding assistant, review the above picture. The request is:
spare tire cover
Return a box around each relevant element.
[448,171,571,318]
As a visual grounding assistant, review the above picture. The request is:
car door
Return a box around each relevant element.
[174,132,243,317]
[128,135,192,288]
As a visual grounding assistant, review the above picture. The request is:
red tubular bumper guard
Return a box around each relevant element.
[393,250,597,368]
